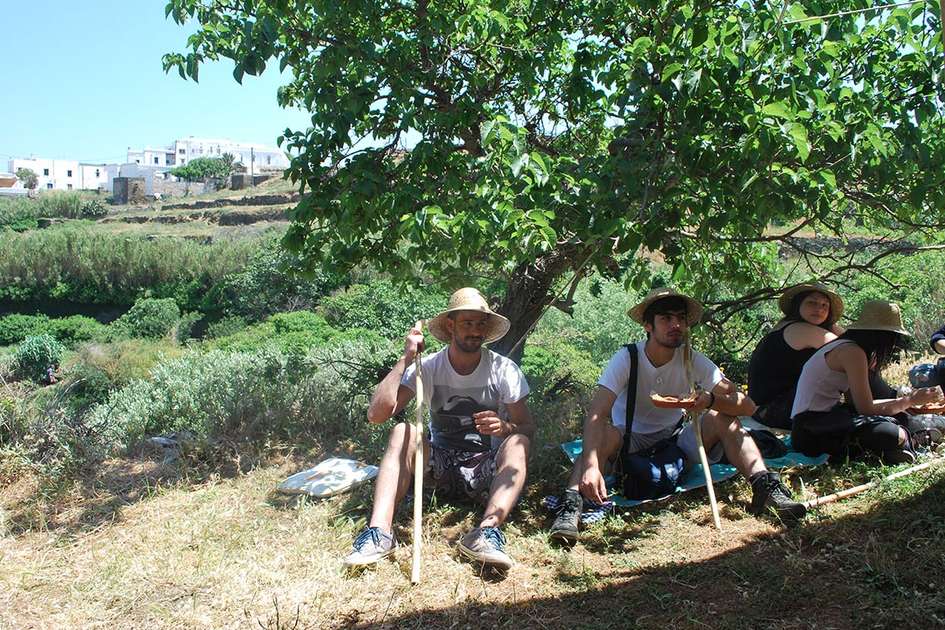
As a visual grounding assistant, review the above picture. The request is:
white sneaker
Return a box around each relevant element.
[457,526,514,570]
[343,527,397,567]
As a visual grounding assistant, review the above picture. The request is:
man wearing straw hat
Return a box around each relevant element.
[343,288,534,571]
[550,288,807,542]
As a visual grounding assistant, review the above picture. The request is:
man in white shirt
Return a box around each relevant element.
[550,288,806,543]
[343,288,534,572]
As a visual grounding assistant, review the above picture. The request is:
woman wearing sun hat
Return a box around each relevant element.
[790,300,942,463]
[747,283,845,430]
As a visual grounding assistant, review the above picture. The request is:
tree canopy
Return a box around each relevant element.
[170,155,238,182]
[15,168,38,190]
[164,0,945,355]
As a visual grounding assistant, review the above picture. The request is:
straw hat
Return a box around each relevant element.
[628,287,703,325]
[427,288,511,344]
[846,300,910,336]
[778,282,844,320]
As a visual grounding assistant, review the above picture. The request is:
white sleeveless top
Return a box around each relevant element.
[791,339,853,417]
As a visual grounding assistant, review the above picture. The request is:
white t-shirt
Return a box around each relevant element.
[401,347,530,452]
[598,340,723,436]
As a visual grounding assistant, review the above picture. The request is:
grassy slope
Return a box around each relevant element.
[1,445,943,629]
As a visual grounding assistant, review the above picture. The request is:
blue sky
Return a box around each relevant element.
[0,1,311,164]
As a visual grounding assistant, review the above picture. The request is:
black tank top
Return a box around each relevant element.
[747,324,817,405]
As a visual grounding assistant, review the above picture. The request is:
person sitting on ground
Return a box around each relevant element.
[791,300,942,464]
[549,288,806,543]
[343,288,534,572]
[747,283,844,430]
[931,324,945,355]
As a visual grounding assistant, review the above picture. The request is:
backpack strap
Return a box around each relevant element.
[621,343,638,458]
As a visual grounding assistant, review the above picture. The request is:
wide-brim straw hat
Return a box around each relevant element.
[846,300,910,336]
[628,287,703,325]
[778,282,844,320]
[427,288,511,344]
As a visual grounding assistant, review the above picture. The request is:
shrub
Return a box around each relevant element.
[320,280,448,336]
[46,315,108,346]
[13,335,65,382]
[208,236,345,321]
[0,314,50,346]
[175,312,203,343]
[205,316,247,339]
[35,190,85,218]
[85,343,394,458]
[80,199,108,219]
[0,199,39,232]
[0,226,257,310]
[110,298,181,339]
[60,340,185,414]
[521,336,600,398]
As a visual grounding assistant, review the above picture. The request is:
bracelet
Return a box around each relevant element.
[707,391,715,409]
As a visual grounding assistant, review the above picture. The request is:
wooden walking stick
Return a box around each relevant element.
[684,336,723,531]
[803,459,940,509]
[411,320,425,585]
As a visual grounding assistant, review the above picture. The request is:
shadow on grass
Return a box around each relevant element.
[341,467,945,630]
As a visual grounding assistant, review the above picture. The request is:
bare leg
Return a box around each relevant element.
[566,423,623,490]
[368,422,430,532]
[479,434,531,528]
[699,411,766,478]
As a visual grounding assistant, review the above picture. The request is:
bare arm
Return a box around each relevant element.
[366,324,424,424]
[693,378,757,416]
[832,344,940,416]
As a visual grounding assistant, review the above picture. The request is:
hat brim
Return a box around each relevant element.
[628,291,703,326]
[426,309,511,344]
[845,323,911,337]
[778,284,844,321]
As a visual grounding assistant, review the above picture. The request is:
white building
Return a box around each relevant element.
[6,158,111,191]
[127,136,290,173]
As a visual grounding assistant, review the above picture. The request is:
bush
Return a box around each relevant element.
[320,280,448,336]
[80,199,108,219]
[13,335,65,382]
[521,335,600,398]
[46,315,108,346]
[0,314,50,346]
[0,226,257,310]
[208,236,345,321]
[205,316,248,339]
[60,339,185,414]
[110,298,181,339]
[85,342,394,458]
[0,199,39,232]
[35,190,85,218]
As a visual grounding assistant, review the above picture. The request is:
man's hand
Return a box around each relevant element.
[473,410,508,436]
[692,390,712,412]
[579,465,608,505]
[403,321,425,363]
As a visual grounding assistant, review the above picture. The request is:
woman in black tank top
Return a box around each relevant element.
[747,284,843,429]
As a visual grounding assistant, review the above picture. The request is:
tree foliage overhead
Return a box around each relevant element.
[164,0,945,354]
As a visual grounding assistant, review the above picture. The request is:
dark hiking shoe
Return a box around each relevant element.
[549,489,582,543]
[882,447,916,465]
[458,526,514,570]
[750,472,807,521]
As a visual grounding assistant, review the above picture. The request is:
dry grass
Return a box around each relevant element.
[2,443,944,629]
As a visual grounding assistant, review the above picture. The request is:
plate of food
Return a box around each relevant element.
[908,402,945,414]
[649,392,700,409]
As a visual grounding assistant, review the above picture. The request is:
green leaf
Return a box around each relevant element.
[661,63,684,82]
[762,101,793,120]
[788,123,810,162]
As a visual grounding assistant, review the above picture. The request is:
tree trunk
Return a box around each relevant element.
[489,247,579,363]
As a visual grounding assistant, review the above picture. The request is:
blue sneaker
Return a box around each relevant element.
[457,526,514,570]
[343,527,397,567]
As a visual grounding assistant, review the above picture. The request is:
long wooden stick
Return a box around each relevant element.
[410,321,425,585]
[685,337,722,531]
[803,460,939,508]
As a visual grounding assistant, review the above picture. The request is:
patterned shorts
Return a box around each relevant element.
[428,446,497,505]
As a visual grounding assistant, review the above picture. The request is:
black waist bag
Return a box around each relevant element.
[620,343,687,500]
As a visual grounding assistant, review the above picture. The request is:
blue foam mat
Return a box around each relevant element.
[560,434,828,508]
